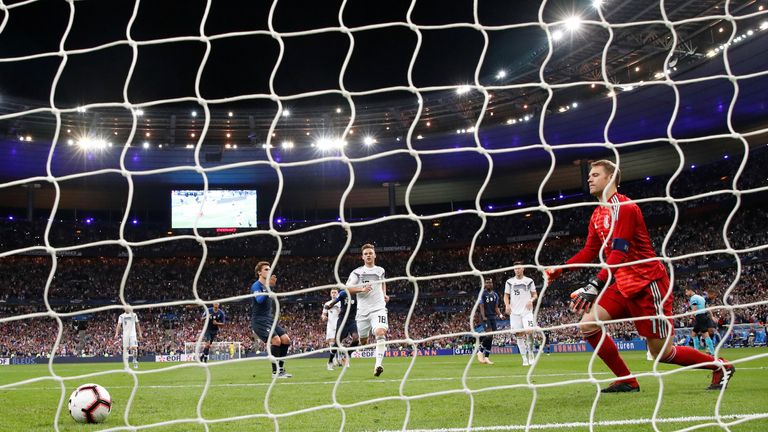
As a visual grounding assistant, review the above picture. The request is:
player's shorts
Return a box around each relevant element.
[485,317,498,332]
[251,319,286,343]
[598,275,672,339]
[356,308,388,339]
[122,334,137,348]
[204,330,218,343]
[693,314,714,333]
[325,321,339,340]
[509,312,536,332]
[335,315,358,340]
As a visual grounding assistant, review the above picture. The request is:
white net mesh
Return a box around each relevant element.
[1,0,768,430]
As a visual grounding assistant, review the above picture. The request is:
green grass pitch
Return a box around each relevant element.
[1,348,766,431]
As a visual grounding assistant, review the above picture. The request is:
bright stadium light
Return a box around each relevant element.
[592,0,603,8]
[552,29,564,41]
[142,142,150,149]
[495,70,507,79]
[363,136,376,146]
[135,109,144,116]
[191,111,198,117]
[228,111,234,117]
[281,141,294,149]
[456,85,471,95]
[282,109,290,117]
[564,15,582,32]
[760,21,768,30]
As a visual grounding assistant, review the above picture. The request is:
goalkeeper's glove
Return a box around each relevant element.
[569,279,601,313]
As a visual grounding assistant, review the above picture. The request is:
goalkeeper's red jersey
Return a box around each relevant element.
[566,192,667,297]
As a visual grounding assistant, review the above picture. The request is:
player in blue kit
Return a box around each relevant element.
[477,278,503,365]
[324,288,360,368]
[200,302,226,363]
[251,261,292,378]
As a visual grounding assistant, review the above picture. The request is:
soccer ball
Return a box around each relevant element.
[68,383,112,423]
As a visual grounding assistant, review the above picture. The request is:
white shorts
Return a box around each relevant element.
[325,321,338,340]
[356,309,388,339]
[510,313,536,333]
[123,334,137,348]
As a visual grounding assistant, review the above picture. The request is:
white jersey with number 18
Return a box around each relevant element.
[346,265,386,316]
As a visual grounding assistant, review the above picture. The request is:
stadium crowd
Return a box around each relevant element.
[1,149,767,358]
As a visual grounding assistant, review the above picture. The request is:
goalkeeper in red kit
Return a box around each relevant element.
[546,160,734,393]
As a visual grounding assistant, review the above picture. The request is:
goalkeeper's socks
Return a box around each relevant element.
[374,336,386,367]
[693,336,701,350]
[662,346,719,369]
[704,337,715,356]
[585,330,635,384]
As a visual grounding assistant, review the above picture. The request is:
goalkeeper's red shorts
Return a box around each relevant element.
[598,275,673,339]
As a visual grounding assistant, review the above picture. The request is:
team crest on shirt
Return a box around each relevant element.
[603,215,611,228]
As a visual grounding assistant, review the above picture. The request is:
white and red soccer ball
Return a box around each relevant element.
[68,383,112,423]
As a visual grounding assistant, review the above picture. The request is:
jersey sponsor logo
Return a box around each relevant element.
[603,214,611,229]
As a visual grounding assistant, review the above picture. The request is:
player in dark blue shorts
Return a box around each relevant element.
[200,302,226,363]
[325,289,360,367]
[477,278,504,364]
[251,261,292,378]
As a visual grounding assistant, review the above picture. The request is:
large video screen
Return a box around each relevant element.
[171,190,257,229]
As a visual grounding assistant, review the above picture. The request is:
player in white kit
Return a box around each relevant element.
[321,288,341,370]
[114,307,141,369]
[504,262,538,366]
[345,243,388,377]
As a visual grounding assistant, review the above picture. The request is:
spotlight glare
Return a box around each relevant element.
[228,111,234,117]
[564,15,582,32]
[592,0,603,7]
[142,142,150,149]
[282,109,290,117]
[552,29,564,41]
[363,136,376,146]
[496,70,507,79]
[456,85,471,95]
[191,111,198,117]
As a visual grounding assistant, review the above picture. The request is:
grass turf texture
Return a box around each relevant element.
[0,348,766,431]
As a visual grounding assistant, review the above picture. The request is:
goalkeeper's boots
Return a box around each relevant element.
[374,366,384,377]
[277,370,293,379]
[707,359,735,390]
[601,381,640,393]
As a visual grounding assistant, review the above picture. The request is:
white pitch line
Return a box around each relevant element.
[1,367,766,391]
[380,413,768,431]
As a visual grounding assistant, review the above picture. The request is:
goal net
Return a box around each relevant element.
[184,341,244,361]
[0,0,767,431]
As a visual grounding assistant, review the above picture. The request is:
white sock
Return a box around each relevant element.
[517,338,528,361]
[375,336,386,367]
